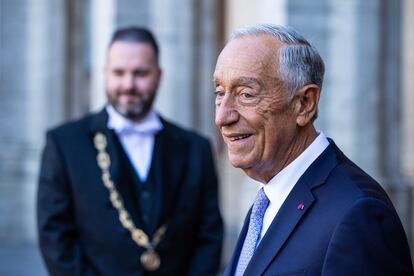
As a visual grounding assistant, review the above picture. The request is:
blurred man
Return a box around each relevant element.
[37,26,223,276]
[214,24,413,275]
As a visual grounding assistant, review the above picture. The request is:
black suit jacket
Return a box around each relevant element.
[37,109,223,276]
[225,140,413,276]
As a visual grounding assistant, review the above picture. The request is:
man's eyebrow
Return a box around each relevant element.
[212,77,264,88]
[235,77,263,87]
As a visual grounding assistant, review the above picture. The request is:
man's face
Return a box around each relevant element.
[214,35,299,182]
[105,41,161,121]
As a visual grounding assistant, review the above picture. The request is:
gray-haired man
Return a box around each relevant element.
[214,24,413,276]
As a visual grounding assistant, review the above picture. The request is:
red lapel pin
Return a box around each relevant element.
[297,203,305,210]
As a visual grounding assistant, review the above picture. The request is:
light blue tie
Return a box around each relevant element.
[235,188,270,276]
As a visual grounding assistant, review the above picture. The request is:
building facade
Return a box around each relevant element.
[1,0,413,273]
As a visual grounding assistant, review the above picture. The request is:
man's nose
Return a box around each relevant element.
[215,96,239,128]
[121,74,134,90]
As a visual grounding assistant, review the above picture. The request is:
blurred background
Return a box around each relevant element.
[1,0,413,275]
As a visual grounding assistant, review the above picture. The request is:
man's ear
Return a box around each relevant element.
[295,84,321,126]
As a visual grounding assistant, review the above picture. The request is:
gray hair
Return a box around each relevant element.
[231,24,325,100]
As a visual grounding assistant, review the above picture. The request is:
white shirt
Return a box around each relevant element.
[106,105,163,181]
[259,132,330,241]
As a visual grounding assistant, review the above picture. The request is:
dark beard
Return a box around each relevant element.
[112,102,150,121]
[107,92,155,122]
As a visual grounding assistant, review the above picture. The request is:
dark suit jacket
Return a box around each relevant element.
[37,109,223,276]
[225,140,413,276]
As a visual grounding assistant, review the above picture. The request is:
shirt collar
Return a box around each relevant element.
[106,104,163,135]
[262,132,330,203]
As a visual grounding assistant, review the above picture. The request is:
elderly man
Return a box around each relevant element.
[214,24,413,276]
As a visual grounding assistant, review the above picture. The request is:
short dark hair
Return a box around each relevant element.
[109,26,159,59]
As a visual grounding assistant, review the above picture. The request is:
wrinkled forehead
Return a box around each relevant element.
[214,35,282,81]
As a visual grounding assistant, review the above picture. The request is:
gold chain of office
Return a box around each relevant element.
[93,132,167,271]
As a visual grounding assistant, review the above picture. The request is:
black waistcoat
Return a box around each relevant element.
[110,131,162,237]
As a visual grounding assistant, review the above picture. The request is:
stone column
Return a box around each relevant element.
[402,0,414,190]
[402,0,414,244]
[0,0,67,243]
[89,0,116,111]
[0,0,32,243]
[149,0,197,130]
[115,0,150,27]
[149,0,221,139]
[64,0,90,119]
[375,0,412,237]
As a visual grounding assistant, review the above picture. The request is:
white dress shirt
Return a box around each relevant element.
[106,105,163,182]
[259,132,330,241]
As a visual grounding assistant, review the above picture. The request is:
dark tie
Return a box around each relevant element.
[235,187,270,276]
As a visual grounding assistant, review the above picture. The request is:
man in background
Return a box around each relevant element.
[214,24,413,275]
[37,26,223,276]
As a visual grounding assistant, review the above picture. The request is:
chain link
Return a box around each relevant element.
[93,132,167,251]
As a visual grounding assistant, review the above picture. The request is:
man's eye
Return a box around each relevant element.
[240,92,254,99]
[113,70,124,76]
[214,91,225,97]
[134,70,150,77]
[214,91,225,105]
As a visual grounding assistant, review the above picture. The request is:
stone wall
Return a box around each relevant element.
[0,0,67,244]
[0,0,413,265]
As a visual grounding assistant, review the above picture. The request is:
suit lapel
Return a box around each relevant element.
[230,142,341,276]
[89,109,123,189]
[152,119,188,227]
[146,130,165,232]
[244,180,315,275]
[224,208,252,276]
[89,108,142,228]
